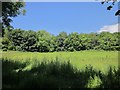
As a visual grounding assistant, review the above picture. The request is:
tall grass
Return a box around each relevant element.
[2,58,120,89]
[1,50,118,72]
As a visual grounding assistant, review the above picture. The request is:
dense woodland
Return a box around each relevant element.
[1,28,120,52]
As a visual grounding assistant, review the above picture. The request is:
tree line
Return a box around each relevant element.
[1,28,120,52]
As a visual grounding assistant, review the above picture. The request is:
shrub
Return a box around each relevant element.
[86,75,102,88]
[8,45,16,50]
[2,58,120,89]
[3,48,7,51]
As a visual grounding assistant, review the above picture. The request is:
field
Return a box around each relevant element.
[2,1,120,88]
[1,50,119,72]
[1,50,120,88]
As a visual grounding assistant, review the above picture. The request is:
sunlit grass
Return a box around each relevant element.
[1,50,118,72]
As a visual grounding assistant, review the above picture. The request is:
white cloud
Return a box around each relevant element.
[98,23,120,33]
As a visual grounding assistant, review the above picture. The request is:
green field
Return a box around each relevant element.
[1,50,118,72]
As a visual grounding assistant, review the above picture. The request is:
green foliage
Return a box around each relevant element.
[22,30,37,52]
[2,2,26,37]
[2,48,7,51]
[86,75,102,88]
[2,2,26,28]
[99,67,120,88]
[2,37,10,50]
[2,29,120,52]
[55,32,67,51]
[2,58,120,88]
[36,30,52,52]
[8,45,16,51]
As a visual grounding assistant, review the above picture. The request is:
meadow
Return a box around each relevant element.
[2,1,120,88]
[1,50,120,88]
[1,50,119,73]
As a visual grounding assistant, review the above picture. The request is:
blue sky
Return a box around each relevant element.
[11,2,118,35]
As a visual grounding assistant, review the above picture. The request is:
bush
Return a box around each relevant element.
[8,45,16,50]
[3,48,7,51]
[16,46,22,51]
[86,75,102,88]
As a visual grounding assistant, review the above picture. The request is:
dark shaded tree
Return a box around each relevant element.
[56,32,67,51]
[101,0,120,16]
[2,1,26,36]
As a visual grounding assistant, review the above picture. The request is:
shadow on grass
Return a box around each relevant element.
[2,58,120,89]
